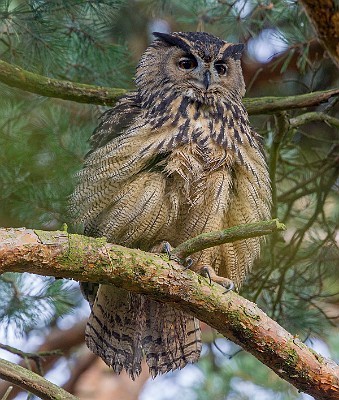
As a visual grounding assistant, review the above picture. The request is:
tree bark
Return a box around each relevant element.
[300,0,339,68]
[0,227,338,400]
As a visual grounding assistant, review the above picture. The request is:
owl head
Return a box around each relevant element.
[135,31,246,106]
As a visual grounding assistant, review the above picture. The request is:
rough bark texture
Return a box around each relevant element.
[300,0,339,68]
[0,227,339,400]
[0,59,338,112]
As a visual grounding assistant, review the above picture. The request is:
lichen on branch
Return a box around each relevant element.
[0,225,338,400]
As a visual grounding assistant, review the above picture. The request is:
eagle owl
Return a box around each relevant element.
[70,31,271,379]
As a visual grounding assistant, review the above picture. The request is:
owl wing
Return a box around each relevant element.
[79,92,142,305]
[87,91,142,156]
[76,92,201,378]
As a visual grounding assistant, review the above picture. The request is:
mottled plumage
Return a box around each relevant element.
[70,31,271,379]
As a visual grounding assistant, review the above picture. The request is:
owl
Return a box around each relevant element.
[70,31,271,379]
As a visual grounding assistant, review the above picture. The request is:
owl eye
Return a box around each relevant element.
[178,56,197,71]
[214,61,228,75]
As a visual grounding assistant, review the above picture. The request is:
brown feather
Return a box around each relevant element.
[70,31,271,379]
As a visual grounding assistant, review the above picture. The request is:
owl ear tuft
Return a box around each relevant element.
[153,32,191,53]
[222,43,245,60]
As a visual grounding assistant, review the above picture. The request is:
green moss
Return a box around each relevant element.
[309,347,325,363]
[242,306,261,321]
[284,348,299,367]
[54,232,102,269]
[226,310,254,341]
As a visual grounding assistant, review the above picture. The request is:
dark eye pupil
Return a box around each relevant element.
[178,59,196,70]
[215,63,227,75]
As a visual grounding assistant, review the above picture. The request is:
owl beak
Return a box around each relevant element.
[203,70,211,90]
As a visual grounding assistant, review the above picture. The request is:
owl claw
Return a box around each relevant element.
[162,241,172,258]
[222,280,234,294]
[159,241,192,269]
[183,257,193,270]
[200,265,234,293]
[151,241,175,258]
[201,266,212,284]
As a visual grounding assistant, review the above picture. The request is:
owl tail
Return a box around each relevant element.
[142,299,202,378]
[85,284,201,379]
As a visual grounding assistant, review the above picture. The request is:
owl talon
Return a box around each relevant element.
[199,265,234,293]
[222,280,234,294]
[162,241,172,258]
[151,241,185,264]
[150,241,173,257]
[201,266,212,284]
[160,241,192,268]
[183,257,193,270]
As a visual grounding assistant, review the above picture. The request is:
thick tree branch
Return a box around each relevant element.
[0,357,78,400]
[0,227,339,400]
[300,0,339,68]
[0,59,338,113]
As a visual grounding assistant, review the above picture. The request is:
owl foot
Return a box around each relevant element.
[182,257,193,270]
[151,241,193,269]
[150,241,173,256]
[200,266,234,293]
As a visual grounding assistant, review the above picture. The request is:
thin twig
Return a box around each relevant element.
[0,386,12,400]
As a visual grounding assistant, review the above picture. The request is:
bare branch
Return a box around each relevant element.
[244,88,339,115]
[0,59,338,113]
[289,111,339,129]
[0,227,339,400]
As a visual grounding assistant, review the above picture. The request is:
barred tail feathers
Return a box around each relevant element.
[85,285,201,379]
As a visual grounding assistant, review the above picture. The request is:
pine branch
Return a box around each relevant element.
[244,89,339,114]
[300,0,339,68]
[0,357,78,400]
[0,227,339,400]
[0,60,126,106]
[0,59,338,113]
[0,322,86,399]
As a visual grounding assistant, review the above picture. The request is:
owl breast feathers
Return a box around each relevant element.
[70,31,271,379]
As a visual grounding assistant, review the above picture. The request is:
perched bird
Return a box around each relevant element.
[70,31,271,379]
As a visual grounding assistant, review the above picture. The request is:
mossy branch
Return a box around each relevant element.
[0,357,78,400]
[0,60,126,106]
[171,219,285,260]
[289,111,339,129]
[0,59,338,113]
[0,226,339,400]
